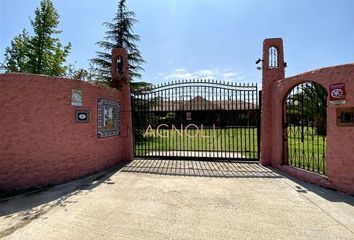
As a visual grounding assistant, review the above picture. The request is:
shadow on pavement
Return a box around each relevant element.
[0,162,129,217]
[274,170,354,206]
[122,159,354,205]
[121,158,283,178]
[1,158,353,221]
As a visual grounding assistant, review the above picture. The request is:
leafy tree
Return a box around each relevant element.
[91,0,145,87]
[3,0,71,76]
[69,68,90,81]
[287,82,327,136]
[131,81,153,92]
[66,62,97,82]
[4,30,31,73]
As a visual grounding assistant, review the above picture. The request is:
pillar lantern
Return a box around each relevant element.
[112,48,129,83]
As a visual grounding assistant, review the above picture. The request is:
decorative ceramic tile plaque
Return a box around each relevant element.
[97,98,120,138]
[72,89,83,106]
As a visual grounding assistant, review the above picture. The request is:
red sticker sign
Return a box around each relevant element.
[329,83,345,103]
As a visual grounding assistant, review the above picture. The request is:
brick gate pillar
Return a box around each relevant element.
[112,48,134,161]
[260,38,285,166]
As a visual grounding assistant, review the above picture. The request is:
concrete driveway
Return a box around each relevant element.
[1,159,353,240]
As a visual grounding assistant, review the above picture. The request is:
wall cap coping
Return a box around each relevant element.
[0,73,118,92]
[273,63,354,86]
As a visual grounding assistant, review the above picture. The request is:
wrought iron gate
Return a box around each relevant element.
[283,82,327,174]
[132,79,261,161]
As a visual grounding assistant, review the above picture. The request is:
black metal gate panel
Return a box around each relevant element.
[132,79,260,161]
[283,81,327,174]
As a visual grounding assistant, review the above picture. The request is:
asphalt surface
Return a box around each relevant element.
[1,159,353,240]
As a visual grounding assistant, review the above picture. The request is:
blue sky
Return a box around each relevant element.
[0,0,353,85]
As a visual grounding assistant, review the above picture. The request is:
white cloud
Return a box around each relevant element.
[195,69,216,78]
[236,75,245,81]
[156,68,246,83]
[174,68,186,72]
[222,72,237,78]
[158,68,192,81]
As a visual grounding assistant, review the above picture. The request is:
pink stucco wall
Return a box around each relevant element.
[0,73,133,191]
[260,38,285,166]
[261,38,354,195]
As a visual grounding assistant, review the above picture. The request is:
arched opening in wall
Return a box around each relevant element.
[268,46,278,69]
[283,81,328,175]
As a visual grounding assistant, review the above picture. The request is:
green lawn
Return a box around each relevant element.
[134,126,326,174]
[135,127,259,159]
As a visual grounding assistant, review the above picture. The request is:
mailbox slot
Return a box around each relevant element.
[336,107,354,127]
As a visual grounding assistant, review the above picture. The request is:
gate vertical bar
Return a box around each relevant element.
[258,89,262,161]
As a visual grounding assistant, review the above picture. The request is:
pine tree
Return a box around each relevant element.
[3,0,71,76]
[92,0,145,86]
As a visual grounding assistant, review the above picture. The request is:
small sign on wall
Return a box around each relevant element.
[75,110,90,123]
[329,83,345,105]
[72,89,83,106]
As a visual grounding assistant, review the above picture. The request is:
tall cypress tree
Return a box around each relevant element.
[92,0,145,86]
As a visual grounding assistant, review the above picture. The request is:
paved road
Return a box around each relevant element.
[1,159,354,240]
